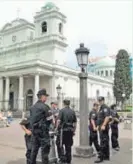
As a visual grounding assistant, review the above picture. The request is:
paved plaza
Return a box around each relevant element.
[0,119,132,164]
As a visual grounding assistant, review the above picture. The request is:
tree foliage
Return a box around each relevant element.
[113,49,132,102]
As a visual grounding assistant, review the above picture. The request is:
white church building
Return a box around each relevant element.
[0,2,114,111]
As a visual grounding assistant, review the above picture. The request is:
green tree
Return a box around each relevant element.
[113,49,132,108]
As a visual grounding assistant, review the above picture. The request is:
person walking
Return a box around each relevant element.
[95,96,111,163]
[56,99,77,164]
[30,89,53,164]
[110,104,120,151]
[89,102,100,156]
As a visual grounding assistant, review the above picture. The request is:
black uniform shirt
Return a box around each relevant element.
[97,104,110,126]
[58,107,77,131]
[89,109,98,130]
[30,100,52,128]
[111,109,119,125]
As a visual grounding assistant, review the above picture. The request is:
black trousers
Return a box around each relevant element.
[25,135,32,164]
[111,124,119,148]
[89,130,100,152]
[56,134,65,160]
[99,128,110,160]
[30,133,50,164]
[59,131,73,163]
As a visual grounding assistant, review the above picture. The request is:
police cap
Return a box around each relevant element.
[37,89,49,97]
[63,99,70,106]
[98,96,105,101]
[51,101,58,105]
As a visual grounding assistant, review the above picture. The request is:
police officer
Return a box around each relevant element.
[56,99,77,164]
[89,102,100,155]
[30,89,53,164]
[20,112,32,164]
[110,104,120,151]
[95,96,111,163]
[50,101,63,162]
[50,101,60,128]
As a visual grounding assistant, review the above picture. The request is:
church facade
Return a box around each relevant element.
[0,2,114,111]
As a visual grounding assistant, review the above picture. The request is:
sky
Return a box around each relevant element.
[0,0,132,68]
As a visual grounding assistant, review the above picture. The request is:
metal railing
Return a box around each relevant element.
[0,96,116,112]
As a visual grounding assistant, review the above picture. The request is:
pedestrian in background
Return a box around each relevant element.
[95,96,111,163]
[56,99,77,164]
[7,110,13,124]
[110,104,120,151]
[89,102,100,156]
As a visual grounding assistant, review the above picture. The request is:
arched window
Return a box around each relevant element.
[107,92,110,98]
[96,90,100,99]
[110,70,113,76]
[101,71,103,76]
[59,23,63,34]
[97,71,99,75]
[26,89,33,110]
[42,21,47,33]
[105,70,108,76]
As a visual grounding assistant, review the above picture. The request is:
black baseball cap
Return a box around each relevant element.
[98,96,105,101]
[37,89,49,97]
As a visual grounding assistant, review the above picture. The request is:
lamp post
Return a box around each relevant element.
[56,84,62,109]
[122,92,126,110]
[74,43,94,157]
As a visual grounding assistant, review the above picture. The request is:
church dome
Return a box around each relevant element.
[95,56,115,68]
[44,2,57,9]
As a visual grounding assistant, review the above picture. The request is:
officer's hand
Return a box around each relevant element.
[101,125,106,131]
[96,126,99,131]
[93,127,97,131]
[26,130,32,136]
[55,128,58,134]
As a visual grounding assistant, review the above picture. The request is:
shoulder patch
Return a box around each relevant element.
[92,113,96,116]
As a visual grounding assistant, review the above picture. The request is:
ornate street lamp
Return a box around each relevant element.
[122,92,126,110]
[75,43,90,73]
[56,84,62,95]
[74,43,93,158]
[122,93,126,98]
[56,84,62,109]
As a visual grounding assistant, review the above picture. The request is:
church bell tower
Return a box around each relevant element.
[34,2,68,65]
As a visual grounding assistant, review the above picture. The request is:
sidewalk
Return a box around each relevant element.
[0,120,132,164]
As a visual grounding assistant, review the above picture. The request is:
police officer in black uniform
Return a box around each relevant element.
[110,104,120,151]
[50,102,63,162]
[89,102,100,155]
[56,99,77,164]
[20,112,32,164]
[30,89,53,164]
[95,96,111,163]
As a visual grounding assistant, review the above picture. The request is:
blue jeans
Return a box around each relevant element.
[7,117,13,124]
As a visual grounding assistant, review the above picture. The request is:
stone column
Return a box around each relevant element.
[0,77,3,111]
[50,75,56,98]
[34,74,40,103]
[74,73,94,158]
[18,76,24,111]
[57,93,62,109]
[5,77,10,111]
[90,83,93,98]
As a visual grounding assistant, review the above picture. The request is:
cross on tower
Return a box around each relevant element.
[17,8,20,19]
